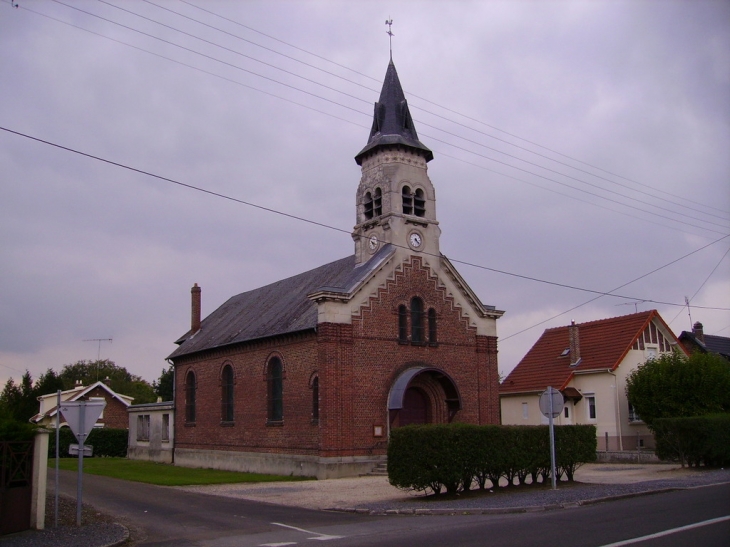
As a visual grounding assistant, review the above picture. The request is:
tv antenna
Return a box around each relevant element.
[385,18,394,59]
[83,338,113,361]
[615,300,648,313]
[685,296,693,328]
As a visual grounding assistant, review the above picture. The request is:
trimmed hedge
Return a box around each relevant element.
[388,424,596,495]
[653,414,730,467]
[48,427,128,458]
[0,418,38,442]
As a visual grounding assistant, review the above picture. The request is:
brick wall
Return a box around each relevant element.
[173,256,500,460]
[83,386,129,429]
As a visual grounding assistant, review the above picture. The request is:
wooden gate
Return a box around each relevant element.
[0,441,34,535]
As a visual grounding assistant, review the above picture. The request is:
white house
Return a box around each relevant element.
[500,310,687,451]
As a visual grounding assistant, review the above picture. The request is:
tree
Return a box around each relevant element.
[59,359,157,404]
[626,351,730,429]
[153,366,174,402]
[0,368,64,423]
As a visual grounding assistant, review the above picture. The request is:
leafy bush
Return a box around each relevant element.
[388,423,596,495]
[653,414,730,467]
[0,418,37,441]
[48,427,128,458]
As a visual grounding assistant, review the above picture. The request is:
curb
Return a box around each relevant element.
[326,481,730,516]
[99,523,130,547]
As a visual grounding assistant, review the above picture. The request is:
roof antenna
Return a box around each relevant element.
[83,338,113,381]
[685,296,693,329]
[385,18,394,61]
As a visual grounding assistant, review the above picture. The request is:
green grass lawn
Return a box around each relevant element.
[52,457,314,486]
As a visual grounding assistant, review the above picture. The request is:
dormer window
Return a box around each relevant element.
[402,186,425,217]
[364,187,382,220]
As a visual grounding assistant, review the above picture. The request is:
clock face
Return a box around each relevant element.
[409,232,423,249]
[368,235,379,251]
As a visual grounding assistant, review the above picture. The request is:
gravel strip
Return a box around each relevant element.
[0,494,128,547]
[342,469,730,514]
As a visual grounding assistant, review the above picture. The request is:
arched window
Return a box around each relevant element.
[373,187,382,217]
[414,189,425,217]
[398,304,408,343]
[402,186,425,217]
[221,364,234,422]
[311,376,319,422]
[364,188,382,220]
[402,186,413,215]
[267,357,283,422]
[185,370,196,423]
[411,297,424,343]
[364,191,373,219]
[428,308,437,345]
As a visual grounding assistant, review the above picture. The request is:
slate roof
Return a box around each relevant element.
[500,311,675,394]
[678,330,730,360]
[355,60,433,165]
[168,245,396,360]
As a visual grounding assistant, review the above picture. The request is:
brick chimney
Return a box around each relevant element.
[191,283,201,333]
[569,320,581,366]
[692,321,705,343]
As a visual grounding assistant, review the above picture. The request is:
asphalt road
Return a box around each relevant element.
[57,470,730,547]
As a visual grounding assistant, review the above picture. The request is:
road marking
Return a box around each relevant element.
[271,522,344,541]
[599,515,730,546]
[259,543,297,546]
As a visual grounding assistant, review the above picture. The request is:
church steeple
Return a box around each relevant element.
[352,60,440,265]
[355,61,433,166]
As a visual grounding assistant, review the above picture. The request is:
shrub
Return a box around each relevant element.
[388,423,597,495]
[48,427,128,458]
[653,414,730,467]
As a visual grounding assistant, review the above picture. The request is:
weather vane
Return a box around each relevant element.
[385,18,394,59]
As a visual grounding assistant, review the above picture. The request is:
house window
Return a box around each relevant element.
[564,406,570,419]
[398,305,408,343]
[221,364,234,423]
[311,376,319,423]
[137,415,150,442]
[586,395,596,421]
[267,357,283,423]
[428,308,437,345]
[522,402,529,420]
[161,414,170,442]
[185,371,196,423]
[628,403,641,423]
[411,297,424,343]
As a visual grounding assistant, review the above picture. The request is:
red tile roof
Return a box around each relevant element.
[500,310,678,394]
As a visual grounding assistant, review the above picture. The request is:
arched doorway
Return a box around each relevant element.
[400,387,429,426]
[388,366,461,427]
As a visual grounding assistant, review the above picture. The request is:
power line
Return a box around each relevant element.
[500,235,730,341]
[3,125,728,312]
[38,0,725,234]
[175,0,729,219]
[667,246,730,327]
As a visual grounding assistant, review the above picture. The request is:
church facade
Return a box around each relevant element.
[168,60,504,478]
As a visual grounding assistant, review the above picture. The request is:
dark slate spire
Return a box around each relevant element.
[355,60,433,165]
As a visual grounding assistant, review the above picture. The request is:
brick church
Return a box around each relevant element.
[167,59,504,478]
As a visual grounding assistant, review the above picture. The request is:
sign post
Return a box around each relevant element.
[59,400,106,526]
[539,386,564,490]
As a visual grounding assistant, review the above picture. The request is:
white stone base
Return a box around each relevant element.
[173,448,386,479]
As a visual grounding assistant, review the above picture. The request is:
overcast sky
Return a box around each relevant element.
[1,0,728,392]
